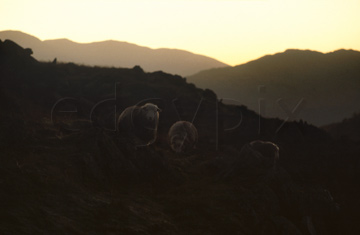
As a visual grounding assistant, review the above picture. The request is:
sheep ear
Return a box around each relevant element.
[157,108,162,112]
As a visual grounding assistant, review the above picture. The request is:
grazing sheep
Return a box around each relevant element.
[117,103,161,147]
[221,140,279,181]
[248,140,279,169]
[168,121,198,153]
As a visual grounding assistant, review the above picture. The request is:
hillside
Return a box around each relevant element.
[323,112,360,142]
[188,49,360,126]
[1,39,360,234]
[0,30,228,76]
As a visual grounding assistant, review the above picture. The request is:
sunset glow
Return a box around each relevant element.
[1,0,360,65]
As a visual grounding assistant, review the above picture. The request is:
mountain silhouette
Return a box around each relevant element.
[188,49,360,126]
[0,30,228,76]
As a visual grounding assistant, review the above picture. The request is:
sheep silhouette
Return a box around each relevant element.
[248,140,279,169]
[168,121,198,153]
[221,140,280,181]
[117,103,161,147]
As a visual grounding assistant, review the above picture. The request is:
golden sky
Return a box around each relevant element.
[1,0,360,66]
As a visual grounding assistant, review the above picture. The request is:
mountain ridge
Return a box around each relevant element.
[188,48,360,126]
[0,30,228,76]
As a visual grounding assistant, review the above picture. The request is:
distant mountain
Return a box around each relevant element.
[188,49,360,126]
[0,30,228,76]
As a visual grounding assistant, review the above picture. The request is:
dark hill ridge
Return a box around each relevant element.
[0,30,228,76]
[188,49,360,126]
[1,40,360,234]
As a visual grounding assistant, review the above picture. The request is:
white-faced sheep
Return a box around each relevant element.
[168,121,198,153]
[117,103,161,147]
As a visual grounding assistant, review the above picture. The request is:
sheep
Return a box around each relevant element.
[248,140,279,169]
[117,103,161,147]
[168,121,198,153]
[221,140,279,181]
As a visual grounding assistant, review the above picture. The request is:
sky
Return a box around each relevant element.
[1,0,360,66]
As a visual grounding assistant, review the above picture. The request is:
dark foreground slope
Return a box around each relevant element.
[1,40,360,234]
[322,112,360,142]
[188,49,360,126]
[0,30,228,77]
